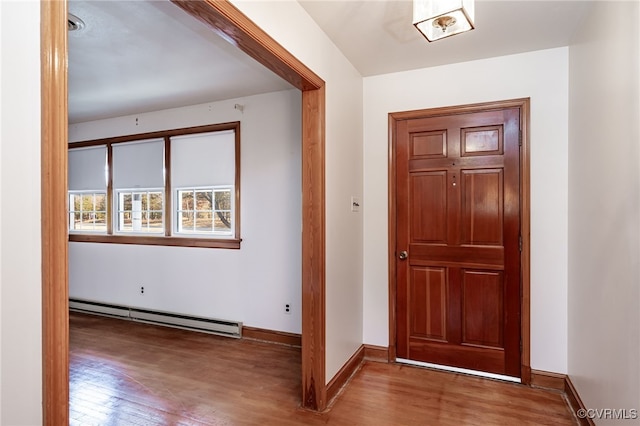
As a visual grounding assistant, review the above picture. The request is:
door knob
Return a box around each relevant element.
[398,250,408,260]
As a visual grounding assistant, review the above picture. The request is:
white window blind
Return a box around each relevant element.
[171,130,235,187]
[68,145,107,191]
[112,139,164,189]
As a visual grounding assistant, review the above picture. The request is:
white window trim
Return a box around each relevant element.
[114,188,165,235]
[68,190,108,233]
[174,185,235,238]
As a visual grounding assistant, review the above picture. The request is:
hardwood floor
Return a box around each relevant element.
[70,312,576,425]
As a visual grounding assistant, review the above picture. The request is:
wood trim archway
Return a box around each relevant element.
[41,1,327,423]
[386,98,531,382]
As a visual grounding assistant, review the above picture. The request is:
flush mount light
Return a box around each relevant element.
[413,0,474,42]
[68,13,86,32]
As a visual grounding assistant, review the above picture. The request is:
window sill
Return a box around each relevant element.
[69,234,241,249]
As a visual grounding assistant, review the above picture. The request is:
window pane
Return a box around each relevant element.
[120,212,132,231]
[196,212,212,232]
[140,193,148,210]
[95,212,106,228]
[148,212,163,230]
[140,211,149,229]
[72,195,81,212]
[81,213,92,229]
[82,194,94,212]
[196,191,212,211]
[150,192,163,211]
[215,190,231,210]
[180,191,194,210]
[95,194,106,211]
[122,193,132,211]
[214,211,231,232]
[180,212,194,231]
[73,212,81,229]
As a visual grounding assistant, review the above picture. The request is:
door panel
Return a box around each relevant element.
[396,107,521,378]
[410,172,448,243]
[461,126,503,156]
[411,131,447,158]
[460,169,503,245]
[461,270,503,348]
[410,266,447,341]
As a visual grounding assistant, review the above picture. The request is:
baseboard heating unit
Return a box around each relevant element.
[69,298,242,338]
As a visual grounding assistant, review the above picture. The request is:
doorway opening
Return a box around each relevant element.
[41,1,328,423]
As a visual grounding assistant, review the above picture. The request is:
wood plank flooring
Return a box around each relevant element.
[70,312,576,425]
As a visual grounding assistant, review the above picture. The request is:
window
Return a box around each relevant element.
[69,191,107,232]
[112,139,165,234]
[67,123,241,249]
[171,129,236,238]
[176,187,233,235]
[68,145,108,233]
[116,190,164,233]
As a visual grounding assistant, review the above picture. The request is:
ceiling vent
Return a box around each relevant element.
[68,13,85,32]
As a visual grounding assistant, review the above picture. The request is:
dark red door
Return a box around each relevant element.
[395,107,521,377]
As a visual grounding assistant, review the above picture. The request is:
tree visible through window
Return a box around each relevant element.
[176,188,232,235]
[69,192,107,232]
[67,122,241,249]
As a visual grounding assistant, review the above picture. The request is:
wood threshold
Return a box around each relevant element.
[565,376,595,426]
[387,98,531,379]
[243,326,301,347]
[42,0,328,420]
[326,345,364,407]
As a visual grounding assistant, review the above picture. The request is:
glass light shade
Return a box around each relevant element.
[413,0,475,42]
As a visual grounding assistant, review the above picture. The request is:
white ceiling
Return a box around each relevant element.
[67,0,294,124]
[299,0,593,76]
[68,0,593,124]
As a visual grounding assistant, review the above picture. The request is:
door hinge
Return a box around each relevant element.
[519,130,522,146]
[519,235,522,252]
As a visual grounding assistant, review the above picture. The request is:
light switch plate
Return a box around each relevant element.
[351,196,360,212]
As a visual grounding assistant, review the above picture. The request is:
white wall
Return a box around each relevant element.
[69,89,304,334]
[229,0,364,383]
[363,48,570,373]
[0,0,43,424]
[568,1,640,423]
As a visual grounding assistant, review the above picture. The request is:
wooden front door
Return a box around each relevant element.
[394,104,522,378]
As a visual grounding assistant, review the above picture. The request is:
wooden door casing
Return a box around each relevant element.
[42,0,329,422]
[394,105,522,378]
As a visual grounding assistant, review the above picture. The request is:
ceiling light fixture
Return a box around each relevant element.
[68,13,86,32]
[413,0,474,42]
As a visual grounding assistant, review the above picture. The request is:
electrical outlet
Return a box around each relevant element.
[140,286,145,294]
[285,303,291,314]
